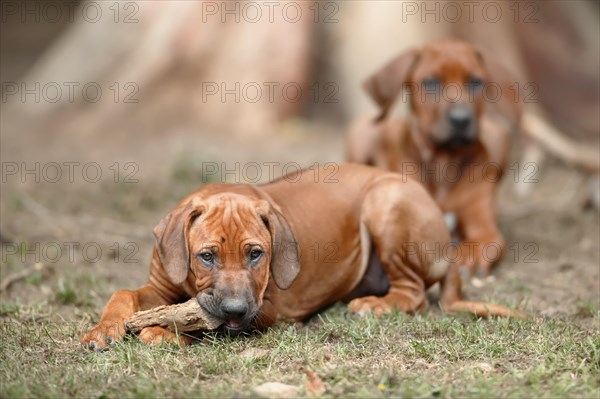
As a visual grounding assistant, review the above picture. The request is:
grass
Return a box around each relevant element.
[54,274,103,307]
[1,303,598,398]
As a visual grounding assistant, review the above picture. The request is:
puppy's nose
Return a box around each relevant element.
[221,298,248,319]
[448,107,473,131]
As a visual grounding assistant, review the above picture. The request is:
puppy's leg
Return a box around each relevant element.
[138,326,192,347]
[346,116,381,165]
[456,184,505,276]
[347,251,428,317]
[348,178,448,317]
[81,285,172,351]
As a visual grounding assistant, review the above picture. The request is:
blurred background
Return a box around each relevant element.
[0,1,598,317]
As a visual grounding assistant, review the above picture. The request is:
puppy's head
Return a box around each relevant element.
[364,39,521,150]
[153,193,300,334]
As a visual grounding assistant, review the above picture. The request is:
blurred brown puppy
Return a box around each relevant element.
[347,39,523,276]
[82,164,523,350]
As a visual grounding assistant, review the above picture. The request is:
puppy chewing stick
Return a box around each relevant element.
[125,299,223,334]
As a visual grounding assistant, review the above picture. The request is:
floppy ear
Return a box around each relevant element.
[364,48,420,121]
[153,199,205,285]
[257,203,300,290]
[476,49,524,129]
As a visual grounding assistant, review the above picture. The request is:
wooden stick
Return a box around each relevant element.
[125,299,223,333]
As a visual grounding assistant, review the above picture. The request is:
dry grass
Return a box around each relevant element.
[1,300,599,398]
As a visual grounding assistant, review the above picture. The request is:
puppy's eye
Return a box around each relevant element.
[422,77,440,92]
[197,252,214,265]
[467,78,484,90]
[249,249,263,261]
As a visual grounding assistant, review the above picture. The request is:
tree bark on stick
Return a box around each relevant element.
[126,299,223,334]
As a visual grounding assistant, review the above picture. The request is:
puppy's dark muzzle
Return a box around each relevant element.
[221,298,249,320]
[196,291,256,335]
[439,134,476,150]
[447,106,473,132]
[436,106,477,150]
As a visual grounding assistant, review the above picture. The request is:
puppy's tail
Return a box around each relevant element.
[440,263,526,319]
[441,299,527,319]
[521,111,599,173]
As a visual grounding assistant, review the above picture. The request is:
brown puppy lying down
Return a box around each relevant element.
[82,163,524,349]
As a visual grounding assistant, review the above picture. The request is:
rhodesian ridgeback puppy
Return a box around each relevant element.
[81,164,523,350]
[347,39,523,276]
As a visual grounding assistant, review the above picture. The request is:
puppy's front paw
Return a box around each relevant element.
[138,326,191,347]
[457,236,504,277]
[81,319,126,351]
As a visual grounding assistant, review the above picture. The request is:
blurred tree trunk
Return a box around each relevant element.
[7,0,314,139]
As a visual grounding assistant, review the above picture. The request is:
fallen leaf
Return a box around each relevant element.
[304,371,325,397]
[254,382,299,399]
